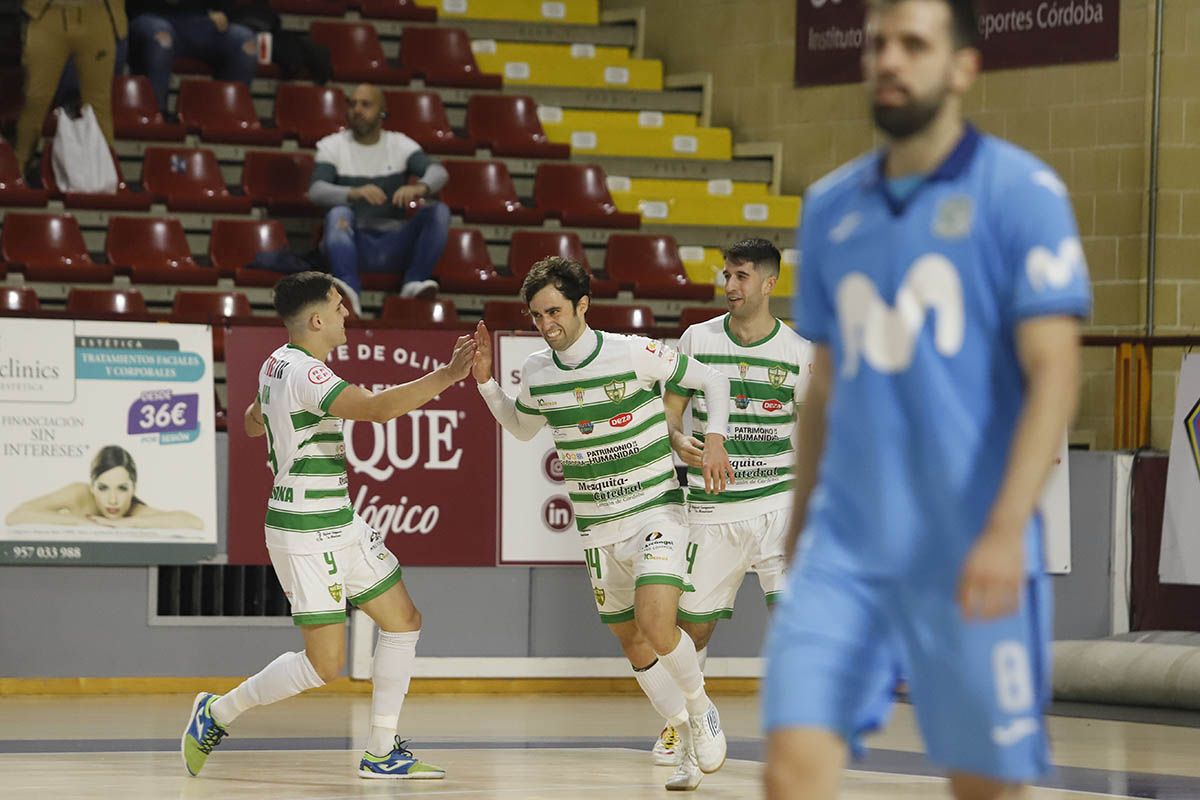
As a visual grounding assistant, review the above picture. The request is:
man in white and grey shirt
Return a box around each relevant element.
[309,83,451,310]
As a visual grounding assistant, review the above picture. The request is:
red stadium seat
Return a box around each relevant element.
[534,163,640,229]
[585,303,656,335]
[0,138,49,207]
[434,228,522,294]
[39,140,152,211]
[0,286,41,314]
[360,0,436,19]
[441,160,545,226]
[678,306,725,329]
[604,234,714,301]
[400,27,501,89]
[378,297,460,328]
[275,84,347,147]
[382,91,475,155]
[141,147,253,213]
[65,287,150,318]
[112,76,186,141]
[171,290,253,360]
[507,230,619,298]
[309,22,411,85]
[482,300,532,332]
[242,151,321,217]
[268,0,348,15]
[209,219,291,287]
[466,95,569,159]
[177,80,284,146]
[105,217,217,285]
[0,213,113,282]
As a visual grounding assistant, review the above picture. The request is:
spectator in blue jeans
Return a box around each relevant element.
[127,0,257,112]
[308,83,450,313]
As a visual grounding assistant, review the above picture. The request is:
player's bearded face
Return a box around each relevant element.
[871,77,950,140]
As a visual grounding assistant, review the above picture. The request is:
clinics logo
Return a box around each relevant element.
[604,379,626,403]
[1186,398,1200,483]
[543,497,574,532]
[1026,237,1086,293]
[836,254,964,378]
[542,449,564,483]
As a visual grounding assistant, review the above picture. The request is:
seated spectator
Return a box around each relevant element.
[15,0,125,170]
[308,83,450,312]
[127,0,256,112]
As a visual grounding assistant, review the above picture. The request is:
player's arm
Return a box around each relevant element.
[329,334,475,423]
[244,398,266,438]
[5,483,92,525]
[644,343,734,492]
[784,345,832,563]
[663,391,703,468]
[470,321,547,441]
[118,506,205,530]
[959,316,1081,619]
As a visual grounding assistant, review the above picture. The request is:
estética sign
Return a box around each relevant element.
[795,0,1118,87]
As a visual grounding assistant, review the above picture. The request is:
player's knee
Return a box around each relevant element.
[639,621,679,655]
[307,650,345,683]
[680,622,715,651]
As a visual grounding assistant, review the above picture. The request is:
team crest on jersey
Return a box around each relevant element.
[1187,397,1200,483]
[594,588,605,606]
[574,387,586,405]
[768,364,787,388]
[933,195,973,240]
[735,394,750,410]
[604,379,626,403]
[578,420,594,435]
[328,583,343,603]
[738,361,750,379]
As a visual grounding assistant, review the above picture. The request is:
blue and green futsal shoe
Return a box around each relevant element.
[359,737,446,780]
[181,692,228,776]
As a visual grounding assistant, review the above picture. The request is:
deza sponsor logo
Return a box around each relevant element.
[609,412,633,428]
[343,410,464,535]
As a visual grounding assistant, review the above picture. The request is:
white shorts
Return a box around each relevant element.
[268,515,402,626]
[584,506,692,624]
[678,508,788,622]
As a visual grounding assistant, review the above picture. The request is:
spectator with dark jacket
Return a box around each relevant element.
[127,0,256,112]
[15,0,125,169]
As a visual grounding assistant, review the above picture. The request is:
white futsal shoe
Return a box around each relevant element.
[665,724,702,791]
[689,701,727,773]
[653,723,683,766]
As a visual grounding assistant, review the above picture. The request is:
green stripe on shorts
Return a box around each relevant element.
[292,610,347,626]
[348,564,403,606]
[598,606,635,624]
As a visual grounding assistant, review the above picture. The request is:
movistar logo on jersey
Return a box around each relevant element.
[837,254,964,378]
[1026,237,1085,292]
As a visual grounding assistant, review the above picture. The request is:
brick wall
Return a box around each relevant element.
[605,0,1189,448]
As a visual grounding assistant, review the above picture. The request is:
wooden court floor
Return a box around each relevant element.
[1,693,1197,798]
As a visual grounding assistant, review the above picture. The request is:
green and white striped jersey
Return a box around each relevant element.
[667,315,813,523]
[258,343,354,554]
[513,330,705,547]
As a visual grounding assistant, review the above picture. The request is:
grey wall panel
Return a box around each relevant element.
[1051,451,1115,641]
[394,567,531,657]
[528,566,619,656]
[703,576,771,657]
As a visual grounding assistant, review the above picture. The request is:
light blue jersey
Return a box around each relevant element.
[764,127,1091,782]
[793,126,1091,581]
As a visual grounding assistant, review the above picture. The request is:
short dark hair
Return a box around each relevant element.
[868,0,979,49]
[520,256,591,307]
[91,445,136,484]
[724,238,781,277]
[273,271,335,321]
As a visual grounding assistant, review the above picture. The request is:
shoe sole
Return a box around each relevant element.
[699,755,726,775]
[358,769,446,780]
[180,692,207,777]
[666,783,701,792]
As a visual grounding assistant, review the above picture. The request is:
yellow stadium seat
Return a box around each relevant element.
[536,107,697,133]
[610,192,801,227]
[680,246,726,291]
[472,42,662,90]
[416,0,599,25]
[541,124,730,159]
[605,176,767,199]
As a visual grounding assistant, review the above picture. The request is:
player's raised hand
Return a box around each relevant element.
[701,432,735,494]
[472,321,494,384]
[444,334,477,382]
[670,429,705,469]
[957,523,1024,620]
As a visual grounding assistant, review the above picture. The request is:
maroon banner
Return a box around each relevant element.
[226,325,497,566]
[795,0,1118,88]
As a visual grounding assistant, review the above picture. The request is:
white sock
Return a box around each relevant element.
[696,645,708,673]
[366,629,420,756]
[657,628,710,717]
[210,650,324,727]
[633,659,688,729]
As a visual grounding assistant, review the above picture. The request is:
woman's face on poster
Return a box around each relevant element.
[91,466,134,518]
